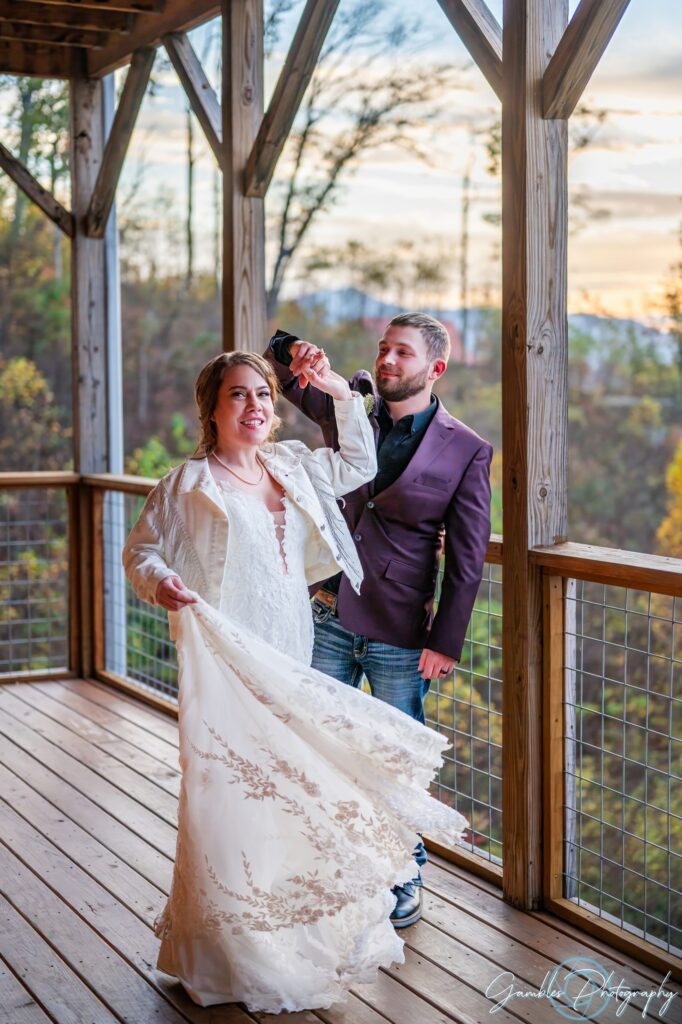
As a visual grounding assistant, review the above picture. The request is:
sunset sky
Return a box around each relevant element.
[102,1,682,321]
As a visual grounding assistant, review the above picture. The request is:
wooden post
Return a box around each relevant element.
[221,0,266,352]
[501,0,568,909]
[70,76,108,676]
[543,573,565,903]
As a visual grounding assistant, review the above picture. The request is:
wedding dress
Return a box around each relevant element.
[155,479,468,1012]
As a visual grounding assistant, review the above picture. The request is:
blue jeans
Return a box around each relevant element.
[311,606,429,875]
[311,606,431,724]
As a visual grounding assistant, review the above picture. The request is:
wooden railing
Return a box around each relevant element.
[1,470,681,979]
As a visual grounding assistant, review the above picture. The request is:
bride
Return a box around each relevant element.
[123,349,467,1013]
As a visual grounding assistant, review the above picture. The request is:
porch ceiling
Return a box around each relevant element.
[0,0,219,78]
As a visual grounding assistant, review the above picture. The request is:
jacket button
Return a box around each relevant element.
[296,495,303,502]
[366,501,375,509]
[319,523,325,531]
[335,551,341,559]
[354,533,362,542]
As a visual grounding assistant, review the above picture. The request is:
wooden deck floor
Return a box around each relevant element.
[0,678,680,1024]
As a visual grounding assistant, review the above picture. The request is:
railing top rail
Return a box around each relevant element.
[82,473,158,496]
[0,471,80,487]
[531,542,682,597]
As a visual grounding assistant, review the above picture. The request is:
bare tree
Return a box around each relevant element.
[265,0,466,317]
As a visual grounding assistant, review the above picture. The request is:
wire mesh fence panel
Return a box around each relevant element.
[0,488,69,674]
[425,560,503,863]
[564,579,681,958]
[102,491,178,700]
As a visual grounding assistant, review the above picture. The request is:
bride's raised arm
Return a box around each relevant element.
[294,359,377,498]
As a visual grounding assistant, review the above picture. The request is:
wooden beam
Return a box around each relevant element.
[0,143,74,237]
[435,0,502,101]
[501,0,568,911]
[542,574,565,904]
[70,76,108,477]
[0,40,84,77]
[543,0,631,119]
[85,47,155,238]
[222,0,266,352]
[244,0,340,198]
[0,2,133,32]
[531,542,682,598]
[21,0,163,11]
[0,20,108,48]
[163,31,222,166]
[87,0,218,76]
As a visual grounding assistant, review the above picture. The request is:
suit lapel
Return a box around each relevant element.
[371,400,456,502]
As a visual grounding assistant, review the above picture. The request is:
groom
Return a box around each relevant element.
[265,311,492,926]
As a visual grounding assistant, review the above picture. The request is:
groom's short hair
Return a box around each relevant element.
[387,311,451,364]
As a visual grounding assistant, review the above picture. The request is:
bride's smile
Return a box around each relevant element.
[211,364,275,452]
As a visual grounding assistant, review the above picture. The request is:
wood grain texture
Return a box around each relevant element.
[164,31,222,166]
[543,0,632,119]
[0,40,84,76]
[91,488,105,674]
[531,541,682,596]
[501,0,568,911]
[70,76,108,476]
[244,0,340,198]
[1,1,133,32]
[0,471,79,486]
[222,0,266,352]
[81,470,158,494]
[0,145,71,235]
[85,46,155,237]
[24,0,162,10]
[0,19,107,47]
[87,0,219,76]
[542,574,564,903]
[435,0,502,100]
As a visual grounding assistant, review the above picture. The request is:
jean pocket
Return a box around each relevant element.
[311,599,333,625]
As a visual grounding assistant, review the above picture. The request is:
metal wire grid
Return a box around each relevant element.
[102,491,178,700]
[564,579,681,957]
[425,561,503,863]
[0,488,69,674]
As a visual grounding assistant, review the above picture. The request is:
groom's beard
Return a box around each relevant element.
[375,364,431,403]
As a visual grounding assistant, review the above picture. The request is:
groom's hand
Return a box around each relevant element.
[290,341,329,389]
[419,648,456,680]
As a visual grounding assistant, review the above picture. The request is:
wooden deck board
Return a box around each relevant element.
[0,678,678,1024]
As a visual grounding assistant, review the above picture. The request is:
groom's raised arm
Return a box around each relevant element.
[264,328,337,429]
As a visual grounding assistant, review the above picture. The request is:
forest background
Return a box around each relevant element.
[0,0,681,558]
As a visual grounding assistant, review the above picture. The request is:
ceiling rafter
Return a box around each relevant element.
[543,0,632,119]
[0,2,133,33]
[19,0,164,12]
[84,47,155,237]
[87,0,218,75]
[0,40,84,76]
[0,20,108,48]
[244,0,340,199]
[0,141,74,236]
[164,31,222,166]
[435,0,502,102]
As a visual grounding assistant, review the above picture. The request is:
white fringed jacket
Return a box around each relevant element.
[122,394,377,612]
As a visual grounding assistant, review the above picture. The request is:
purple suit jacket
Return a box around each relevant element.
[265,340,493,661]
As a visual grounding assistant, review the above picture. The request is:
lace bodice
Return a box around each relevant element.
[216,480,314,665]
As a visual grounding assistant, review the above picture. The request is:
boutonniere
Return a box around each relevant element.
[362,394,375,418]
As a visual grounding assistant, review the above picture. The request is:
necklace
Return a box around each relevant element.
[212,450,264,486]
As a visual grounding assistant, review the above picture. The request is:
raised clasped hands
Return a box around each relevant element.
[290,341,352,401]
[156,575,198,611]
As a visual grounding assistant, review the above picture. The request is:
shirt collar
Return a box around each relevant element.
[379,395,437,434]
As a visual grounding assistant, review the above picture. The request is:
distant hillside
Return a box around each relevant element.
[292,288,675,368]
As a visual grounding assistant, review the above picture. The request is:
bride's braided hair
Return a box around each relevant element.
[192,351,282,458]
